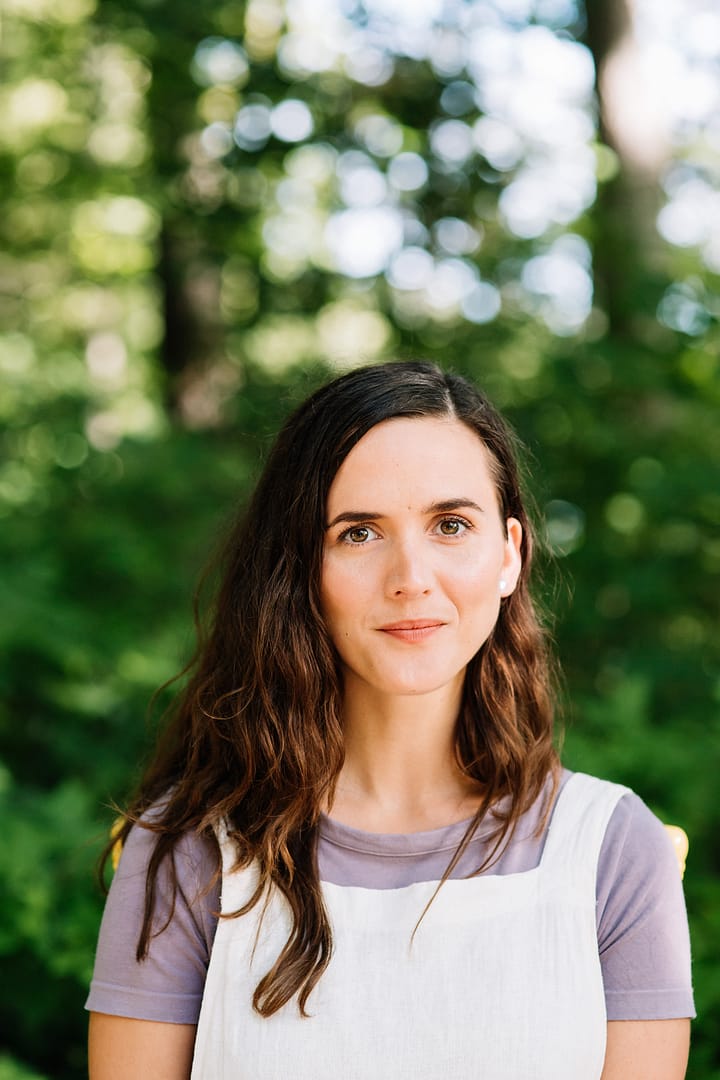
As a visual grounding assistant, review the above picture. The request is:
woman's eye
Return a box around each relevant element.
[437,517,469,536]
[340,525,376,544]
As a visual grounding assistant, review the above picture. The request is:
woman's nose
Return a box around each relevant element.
[385,538,433,597]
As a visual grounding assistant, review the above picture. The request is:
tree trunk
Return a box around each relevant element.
[583,0,670,335]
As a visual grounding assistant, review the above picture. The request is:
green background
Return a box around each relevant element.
[1,0,719,1075]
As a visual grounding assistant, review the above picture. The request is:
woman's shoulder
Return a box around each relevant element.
[560,769,678,852]
[596,781,685,897]
[119,804,220,881]
[112,803,220,955]
[586,779,695,1019]
[558,769,681,876]
[86,805,220,1024]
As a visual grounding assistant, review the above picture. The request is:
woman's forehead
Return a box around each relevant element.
[327,416,500,511]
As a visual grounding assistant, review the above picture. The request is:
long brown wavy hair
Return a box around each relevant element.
[110,359,560,1018]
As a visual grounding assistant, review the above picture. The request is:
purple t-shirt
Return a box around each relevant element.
[86,770,694,1024]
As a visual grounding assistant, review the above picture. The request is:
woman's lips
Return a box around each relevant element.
[378,620,444,643]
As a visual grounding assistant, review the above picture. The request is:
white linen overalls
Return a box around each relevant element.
[191,772,627,1079]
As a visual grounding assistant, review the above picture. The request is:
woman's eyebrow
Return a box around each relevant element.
[326,510,384,529]
[326,498,485,529]
[430,498,485,515]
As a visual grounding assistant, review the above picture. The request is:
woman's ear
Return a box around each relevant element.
[500,518,523,597]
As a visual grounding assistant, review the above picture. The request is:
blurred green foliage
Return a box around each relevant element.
[1,0,719,1075]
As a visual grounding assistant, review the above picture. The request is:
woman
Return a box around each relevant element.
[87,360,694,1078]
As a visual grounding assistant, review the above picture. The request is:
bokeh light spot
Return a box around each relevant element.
[461,282,502,325]
[271,99,314,142]
[325,207,403,277]
[386,247,435,291]
[545,499,586,555]
[387,152,429,192]
[234,102,272,151]
[605,493,646,535]
[192,38,250,87]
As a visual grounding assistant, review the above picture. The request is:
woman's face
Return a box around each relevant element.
[320,416,522,703]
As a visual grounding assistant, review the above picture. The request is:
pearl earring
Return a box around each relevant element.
[499,579,507,592]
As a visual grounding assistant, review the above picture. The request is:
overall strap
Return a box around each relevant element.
[539,772,631,896]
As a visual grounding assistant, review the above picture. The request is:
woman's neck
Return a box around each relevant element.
[327,677,484,834]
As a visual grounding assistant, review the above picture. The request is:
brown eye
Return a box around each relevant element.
[438,518,462,535]
[342,526,374,544]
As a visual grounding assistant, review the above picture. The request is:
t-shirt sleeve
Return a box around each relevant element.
[596,792,695,1020]
[85,820,219,1024]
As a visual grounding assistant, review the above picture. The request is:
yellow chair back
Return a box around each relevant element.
[665,825,689,879]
